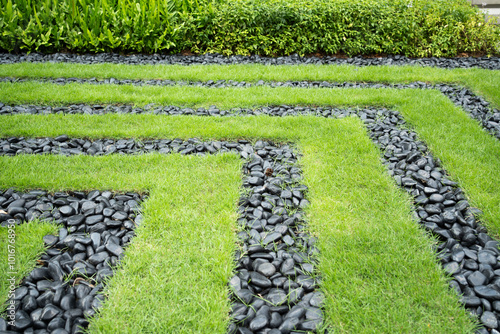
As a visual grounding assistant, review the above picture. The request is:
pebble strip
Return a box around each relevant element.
[229,142,321,334]
[2,100,500,331]
[0,140,322,334]
[0,52,499,70]
[0,79,498,140]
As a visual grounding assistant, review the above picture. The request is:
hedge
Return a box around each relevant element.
[0,0,499,57]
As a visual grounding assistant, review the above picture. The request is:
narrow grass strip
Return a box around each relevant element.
[91,156,240,333]
[0,63,466,82]
[0,153,242,333]
[0,117,478,332]
[0,82,409,108]
[0,63,499,107]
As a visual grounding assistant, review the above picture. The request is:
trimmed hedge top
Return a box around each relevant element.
[0,0,499,57]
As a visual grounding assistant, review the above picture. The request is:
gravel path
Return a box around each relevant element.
[1,101,499,332]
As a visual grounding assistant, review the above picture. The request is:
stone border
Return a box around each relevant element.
[0,53,499,70]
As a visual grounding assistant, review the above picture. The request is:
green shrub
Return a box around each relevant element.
[0,0,498,57]
[196,0,500,57]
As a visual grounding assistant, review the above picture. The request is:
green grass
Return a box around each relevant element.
[299,120,473,333]
[0,81,412,108]
[1,153,242,333]
[0,117,479,333]
[2,62,500,332]
[0,63,499,107]
[1,85,499,239]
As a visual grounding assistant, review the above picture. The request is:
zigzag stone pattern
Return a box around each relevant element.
[1,53,500,69]
[1,79,498,140]
[1,102,500,332]
[0,140,322,334]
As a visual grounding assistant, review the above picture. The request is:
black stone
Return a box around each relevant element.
[0,318,6,331]
[481,311,498,329]
[443,261,460,275]
[468,271,487,286]
[66,215,85,226]
[59,294,76,311]
[235,289,253,304]
[262,232,281,245]
[88,252,109,265]
[463,296,482,307]
[47,262,64,281]
[479,251,497,265]
[475,286,500,301]
[40,304,61,321]
[256,262,277,277]
[249,272,272,288]
[47,317,66,331]
[309,292,324,307]
[96,268,114,282]
[14,286,28,300]
[22,295,38,313]
[59,205,75,216]
[111,211,128,220]
[299,319,322,331]
[270,312,282,328]
[285,305,305,319]
[85,214,104,225]
[105,242,124,257]
[13,317,32,330]
[249,315,268,331]
[278,317,299,334]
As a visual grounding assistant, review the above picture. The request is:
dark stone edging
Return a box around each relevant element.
[1,78,498,141]
[1,52,500,70]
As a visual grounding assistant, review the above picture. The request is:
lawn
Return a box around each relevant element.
[1,62,500,333]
